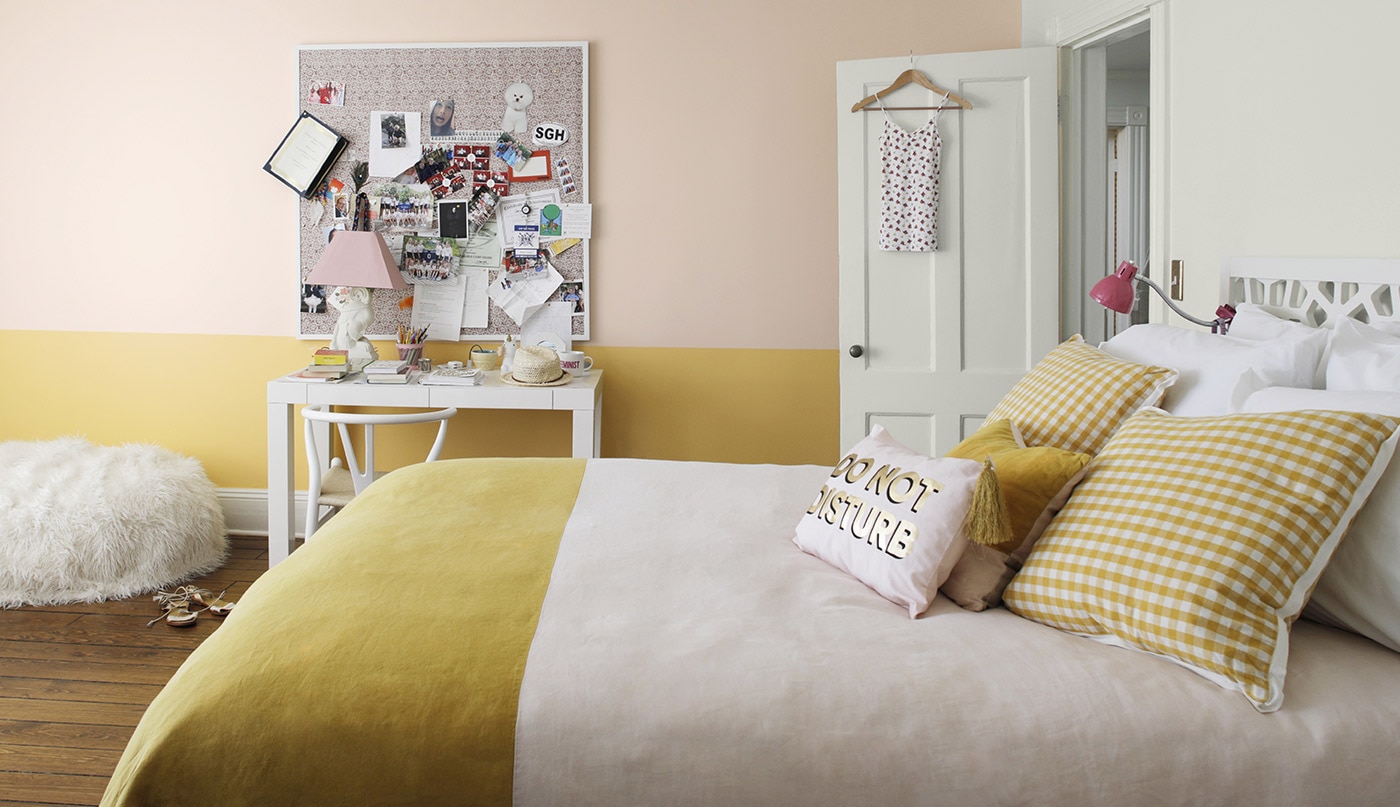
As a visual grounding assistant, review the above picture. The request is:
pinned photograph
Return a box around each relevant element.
[373,183,435,231]
[331,192,350,220]
[427,99,456,137]
[439,200,468,239]
[558,282,584,314]
[301,284,328,313]
[400,235,463,284]
[308,80,344,106]
[494,132,533,170]
[411,146,454,183]
[379,113,408,148]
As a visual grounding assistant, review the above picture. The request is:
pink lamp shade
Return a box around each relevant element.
[1089,260,1139,314]
[305,231,407,291]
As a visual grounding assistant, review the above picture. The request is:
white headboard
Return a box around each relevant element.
[1223,257,1400,327]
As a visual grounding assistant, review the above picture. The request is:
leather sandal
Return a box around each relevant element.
[185,586,236,616]
[148,590,204,628]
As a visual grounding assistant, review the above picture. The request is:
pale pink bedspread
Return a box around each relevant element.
[515,459,1400,806]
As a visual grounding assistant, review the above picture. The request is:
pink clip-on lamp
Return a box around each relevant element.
[1090,260,1235,334]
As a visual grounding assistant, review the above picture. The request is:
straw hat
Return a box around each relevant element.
[502,345,570,386]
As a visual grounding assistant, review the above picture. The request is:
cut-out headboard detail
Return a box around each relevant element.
[1223,257,1400,327]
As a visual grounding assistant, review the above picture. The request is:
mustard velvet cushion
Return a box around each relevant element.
[985,335,1178,455]
[1003,408,1400,712]
[941,421,1091,611]
[794,425,981,618]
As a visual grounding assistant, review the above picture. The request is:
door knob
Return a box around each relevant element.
[848,345,863,358]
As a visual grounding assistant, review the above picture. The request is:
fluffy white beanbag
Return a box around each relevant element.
[0,438,227,607]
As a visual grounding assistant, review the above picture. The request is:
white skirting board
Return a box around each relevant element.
[217,489,302,537]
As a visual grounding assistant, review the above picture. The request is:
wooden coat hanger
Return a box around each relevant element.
[850,57,973,113]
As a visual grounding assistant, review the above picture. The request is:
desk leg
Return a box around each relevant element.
[572,409,599,459]
[267,402,296,567]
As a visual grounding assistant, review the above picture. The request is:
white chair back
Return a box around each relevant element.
[300,405,457,539]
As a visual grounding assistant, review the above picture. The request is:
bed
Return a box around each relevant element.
[103,260,1400,806]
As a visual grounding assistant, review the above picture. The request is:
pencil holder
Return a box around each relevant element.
[396,343,424,364]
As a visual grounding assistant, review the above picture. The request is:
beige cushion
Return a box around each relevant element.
[985,335,1177,455]
[1003,408,1400,712]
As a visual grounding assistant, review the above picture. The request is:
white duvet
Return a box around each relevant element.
[516,459,1400,806]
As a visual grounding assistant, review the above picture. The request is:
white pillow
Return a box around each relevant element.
[794,425,979,618]
[1239,385,1400,652]
[1100,323,1328,416]
[1327,318,1400,392]
[1227,303,1329,387]
[1227,302,1317,340]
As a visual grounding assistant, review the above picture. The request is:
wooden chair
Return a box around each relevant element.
[301,405,457,539]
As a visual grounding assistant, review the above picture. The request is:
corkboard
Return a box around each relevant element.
[295,42,589,341]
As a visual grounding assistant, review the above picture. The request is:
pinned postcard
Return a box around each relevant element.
[560,203,593,239]
[539,204,563,237]
[497,189,561,248]
[548,237,581,257]
[513,224,540,259]
[488,262,563,326]
[507,149,552,182]
[369,111,421,178]
[459,220,503,268]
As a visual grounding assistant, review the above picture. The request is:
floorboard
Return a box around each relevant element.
[0,535,270,806]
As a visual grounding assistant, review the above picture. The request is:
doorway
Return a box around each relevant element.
[1062,17,1159,343]
[1105,30,1150,335]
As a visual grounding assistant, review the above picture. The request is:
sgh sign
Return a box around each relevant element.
[533,123,569,147]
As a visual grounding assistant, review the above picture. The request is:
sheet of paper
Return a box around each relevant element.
[369,111,422,178]
[410,272,467,341]
[521,302,575,352]
[459,220,503,269]
[496,189,562,249]
[461,268,489,328]
[560,203,593,239]
[487,263,563,326]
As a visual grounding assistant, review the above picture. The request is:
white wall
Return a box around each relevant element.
[1026,0,1400,321]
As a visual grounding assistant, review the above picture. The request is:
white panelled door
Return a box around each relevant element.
[837,48,1059,455]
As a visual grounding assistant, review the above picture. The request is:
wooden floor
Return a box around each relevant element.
[0,535,270,807]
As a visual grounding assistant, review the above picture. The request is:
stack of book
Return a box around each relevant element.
[366,369,420,385]
[289,347,353,382]
[312,347,349,367]
[363,358,414,385]
[290,365,352,382]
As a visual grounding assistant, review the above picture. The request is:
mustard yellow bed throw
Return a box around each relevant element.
[102,457,585,807]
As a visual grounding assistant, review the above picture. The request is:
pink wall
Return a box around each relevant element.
[0,0,1019,349]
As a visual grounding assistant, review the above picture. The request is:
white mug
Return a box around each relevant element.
[557,350,593,376]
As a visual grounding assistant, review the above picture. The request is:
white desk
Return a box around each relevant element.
[267,369,603,566]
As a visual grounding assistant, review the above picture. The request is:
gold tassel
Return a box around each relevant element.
[962,455,1012,546]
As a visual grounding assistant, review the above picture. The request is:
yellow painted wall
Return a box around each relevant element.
[0,331,839,488]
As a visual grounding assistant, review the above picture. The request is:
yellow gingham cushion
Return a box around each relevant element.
[986,335,1177,455]
[1002,408,1400,712]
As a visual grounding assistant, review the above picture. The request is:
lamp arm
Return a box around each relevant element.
[1134,275,1218,328]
